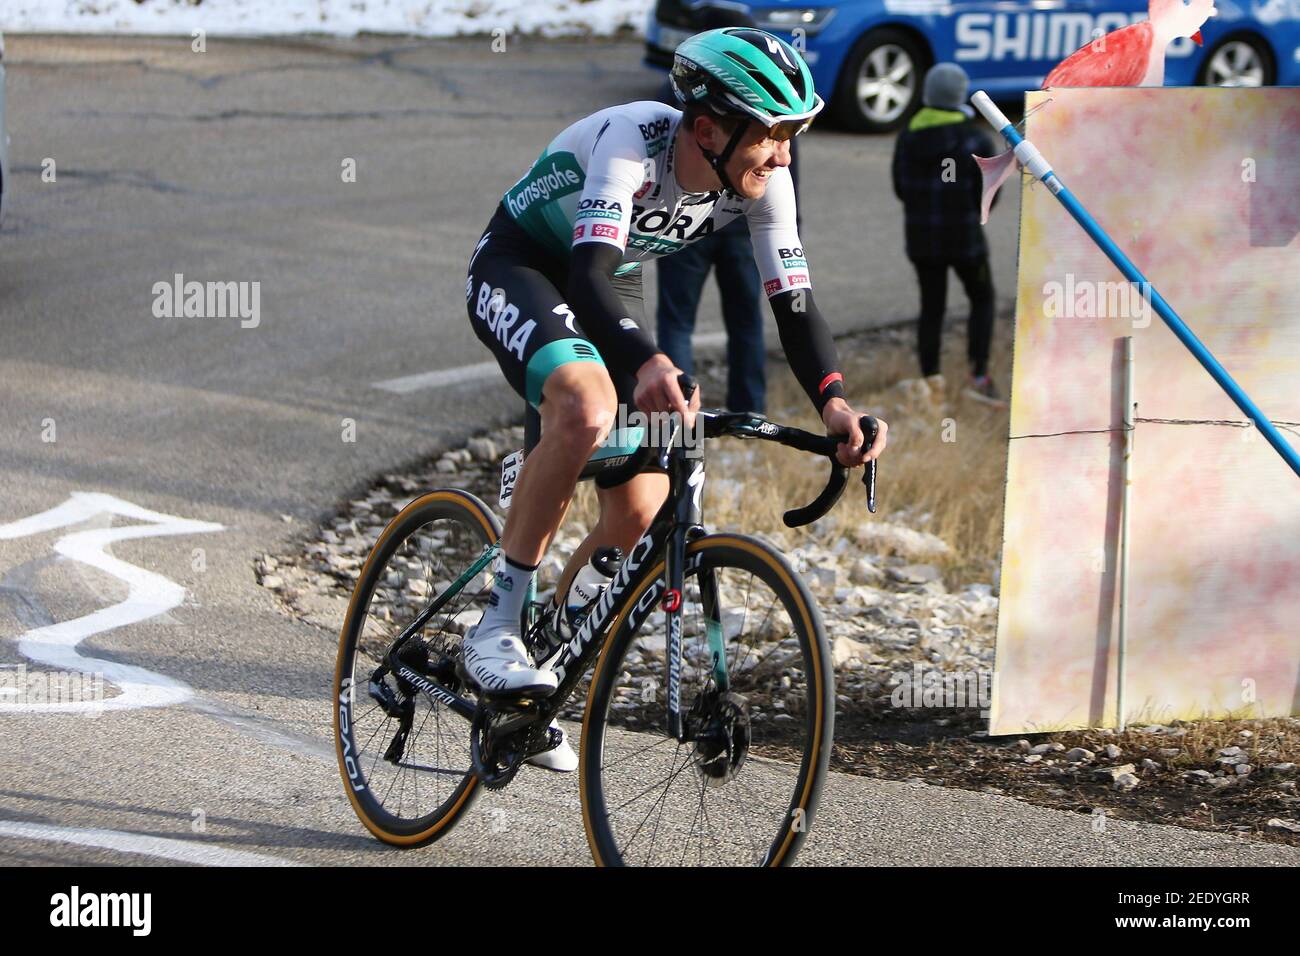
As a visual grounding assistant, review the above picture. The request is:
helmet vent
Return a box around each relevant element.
[737,63,792,110]
[787,67,808,103]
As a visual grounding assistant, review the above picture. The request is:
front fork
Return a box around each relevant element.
[665,454,728,741]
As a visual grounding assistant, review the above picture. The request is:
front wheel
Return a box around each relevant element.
[580,533,834,866]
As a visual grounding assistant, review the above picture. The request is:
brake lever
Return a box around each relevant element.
[783,415,878,526]
[861,416,878,514]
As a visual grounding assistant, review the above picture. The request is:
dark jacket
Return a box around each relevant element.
[892,107,998,261]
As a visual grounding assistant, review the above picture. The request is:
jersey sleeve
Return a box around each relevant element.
[571,117,648,255]
[745,168,811,298]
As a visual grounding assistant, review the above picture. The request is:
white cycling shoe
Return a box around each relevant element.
[526,721,578,773]
[461,625,558,696]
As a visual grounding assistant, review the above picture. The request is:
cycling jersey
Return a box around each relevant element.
[503,101,811,298]
[467,100,846,424]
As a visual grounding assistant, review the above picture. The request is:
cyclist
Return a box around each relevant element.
[461,27,888,769]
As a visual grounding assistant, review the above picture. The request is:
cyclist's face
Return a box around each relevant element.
[725,122,792,199]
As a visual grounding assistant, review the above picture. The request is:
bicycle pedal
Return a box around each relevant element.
[541,723,564,754]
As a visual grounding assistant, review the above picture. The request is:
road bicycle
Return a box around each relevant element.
[333,380,878,866]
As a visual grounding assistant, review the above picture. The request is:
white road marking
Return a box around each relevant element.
[373,360,500,394]
[0,820,300,867]
[0,493,223,713]
[372,332,732,394]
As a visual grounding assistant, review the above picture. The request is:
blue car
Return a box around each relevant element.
[646,0,1300,132]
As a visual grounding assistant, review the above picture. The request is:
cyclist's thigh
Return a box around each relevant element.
[466,242,605,408]
[595,268,665,489]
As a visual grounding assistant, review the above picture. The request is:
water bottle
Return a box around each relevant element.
[568,548,619,609]
[562,547,621,635]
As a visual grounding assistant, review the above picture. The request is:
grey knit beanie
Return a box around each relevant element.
[923,63,970,112]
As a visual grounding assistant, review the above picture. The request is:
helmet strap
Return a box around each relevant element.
[698,119,750,196]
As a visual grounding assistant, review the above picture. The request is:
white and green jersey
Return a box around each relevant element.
[501,101,810,296]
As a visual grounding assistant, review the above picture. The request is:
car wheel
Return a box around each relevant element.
[831,28,927,133]
[1197,34,1275,87]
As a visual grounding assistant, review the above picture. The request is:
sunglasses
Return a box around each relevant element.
[765,116,816,141]
[750,96,825,142]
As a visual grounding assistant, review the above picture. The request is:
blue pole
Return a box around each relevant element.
[972,92,1300,479]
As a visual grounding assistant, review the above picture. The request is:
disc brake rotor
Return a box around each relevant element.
[690,691,752,788]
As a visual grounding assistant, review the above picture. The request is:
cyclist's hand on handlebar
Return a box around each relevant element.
[822,399,887,468]
[635,354,699,430]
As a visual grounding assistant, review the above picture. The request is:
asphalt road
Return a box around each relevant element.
[1,34,1296,867]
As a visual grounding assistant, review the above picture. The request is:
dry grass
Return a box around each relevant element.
[568,315,1016,588]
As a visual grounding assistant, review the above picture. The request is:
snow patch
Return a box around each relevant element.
[0,0,654,38]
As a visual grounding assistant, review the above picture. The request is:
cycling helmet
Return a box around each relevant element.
[670,28,823,192]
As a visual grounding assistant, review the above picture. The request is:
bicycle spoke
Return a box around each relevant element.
[599,733,676,771]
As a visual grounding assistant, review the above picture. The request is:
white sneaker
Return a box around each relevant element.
[526,720,578,772]
[461,625,559,696]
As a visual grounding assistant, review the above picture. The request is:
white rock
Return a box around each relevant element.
[850,558,884,584]
[1113,773,1140,791]
[832,639,873,671]
[1094,763,1136,781]
[890,563,943,584]
[637,634,667,655]
[854,522,952,562]
[806,565,837,590]
[467,437,498,462]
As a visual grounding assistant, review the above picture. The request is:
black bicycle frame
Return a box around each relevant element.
[541,418,706,741]
[389,406,876,746]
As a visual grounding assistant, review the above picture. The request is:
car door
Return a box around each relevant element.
[948,0,1081,89]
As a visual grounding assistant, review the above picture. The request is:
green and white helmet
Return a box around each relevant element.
[670,27,824,140]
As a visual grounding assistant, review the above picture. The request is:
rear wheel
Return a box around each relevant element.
[333,489,500,847]
[580,534,834,866]
[1197,35,1274,87]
